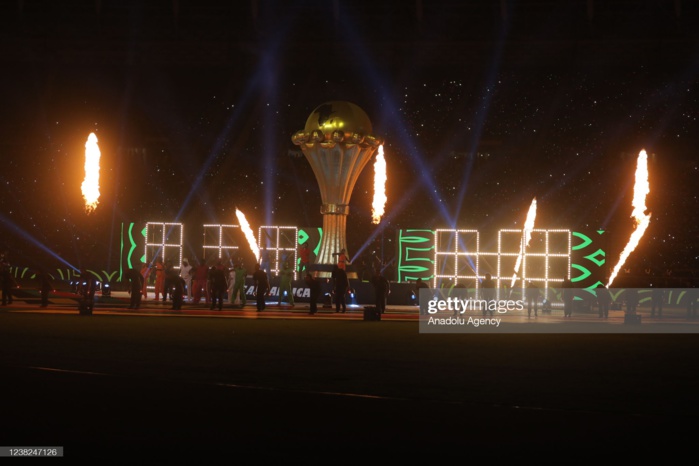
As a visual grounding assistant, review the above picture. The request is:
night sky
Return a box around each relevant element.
[1,1,697,276]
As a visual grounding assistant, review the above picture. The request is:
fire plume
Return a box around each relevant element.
[606,150,651,287]
[236,208,260,262]
[511,197,537,288]
[81,133,101,213]
[371,145,387,224]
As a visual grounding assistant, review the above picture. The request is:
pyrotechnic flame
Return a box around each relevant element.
[81,132,101,213]
[236,208,260,262]
[511,197,537,288]
[606,150,652,287]
[371,145,387,224]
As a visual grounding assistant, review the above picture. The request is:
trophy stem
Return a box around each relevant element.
[315,212,350,278]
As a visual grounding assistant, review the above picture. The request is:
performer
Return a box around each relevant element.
[415,278,429,313]
[171,277,186,310]
[278,261,295,307]
[192,258,210,305]
[260,248,272,283]
[226,257,236,303]
[37,268,53,308]
[230,258,247,308]
[253,263,270,311]
[332,265,349,313]
[162,259,177,302]
[305,273,320,315]
[371,272,390,314]
[526,280,540,318]
[153,257,165,302]
[140,262,151,300]
[77,270,97,315]
[209,260,227,311]
[298,242,311,274]
[334,248,350,271]
[127,267,144,310]
[180,258,193,302]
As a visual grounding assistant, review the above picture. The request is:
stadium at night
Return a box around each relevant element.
[1,1,697,308]
[4,2,699,462]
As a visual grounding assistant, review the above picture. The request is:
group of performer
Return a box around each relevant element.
[1,241,395,314]
[125,243,369,313]
[132,256,249,310]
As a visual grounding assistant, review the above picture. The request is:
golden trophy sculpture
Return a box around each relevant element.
[292,101,382,278]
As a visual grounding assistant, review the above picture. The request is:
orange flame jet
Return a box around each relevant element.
[606,150,652,287]
[81,133,101,213]
[372,145,387,224]
[511,197,537,288]
[236,208,260,263]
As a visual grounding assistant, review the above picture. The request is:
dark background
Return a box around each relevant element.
[1,0,697,276]
[2,312,698,461]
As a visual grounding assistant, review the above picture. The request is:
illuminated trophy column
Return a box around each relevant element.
[292,101,382,278]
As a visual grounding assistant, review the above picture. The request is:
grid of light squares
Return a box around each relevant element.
[202,224,240,262]
[433,229,480,289]
[434,228,571,300]
[144,222,184,290]
[258,226,299,280]
[144,222,184,267]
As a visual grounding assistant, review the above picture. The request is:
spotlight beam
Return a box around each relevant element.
[172,51,286,224]
[261,49,280,226]
[336,14,455,226]
[0,212,78,271]
[173,19,293,226]
[451,8,512,221]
